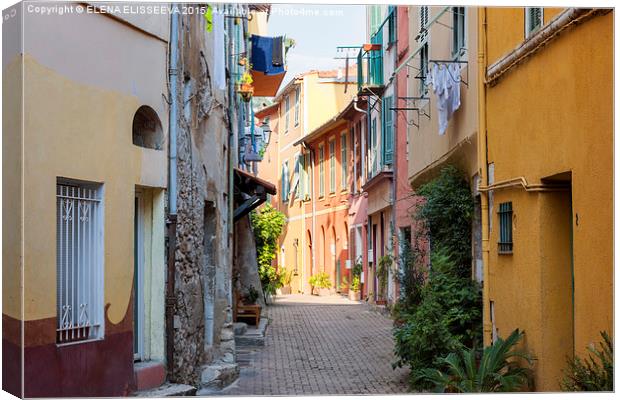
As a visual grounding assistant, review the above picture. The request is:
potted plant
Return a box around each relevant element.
[376,254,392,305]
[309,272,331,296]
[339,275,349,294]
[236,71,254,102]
[244,285,260,305]
[348,258,363,301]
[277,267,293,295]
[348,276,361,301]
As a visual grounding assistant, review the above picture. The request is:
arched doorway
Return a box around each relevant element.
[306,230,313,294]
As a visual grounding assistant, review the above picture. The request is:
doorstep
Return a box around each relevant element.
[133,382,196,397]
[134,360,166,391]
[234,312,269,347]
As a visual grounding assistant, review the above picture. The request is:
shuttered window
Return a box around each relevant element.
[452,7,466,57]
[294,87,300,126]
[284,95,290,132]
[382,96,394,165]
[319,145,325,197]
[525,7,543,38]
[329,139,336,194]
[420,6,429,40]
[281,161,289,202]
[56,181,104,344]
[498,202,513,254]
[304,152,312,200]
[341,133,348,190]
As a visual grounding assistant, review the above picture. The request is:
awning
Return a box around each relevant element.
[233,168,277,222]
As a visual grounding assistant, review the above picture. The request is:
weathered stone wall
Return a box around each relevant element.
[172,12,235,386]
[234,215,266,308]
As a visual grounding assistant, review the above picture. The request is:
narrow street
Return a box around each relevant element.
[224,295,409,395]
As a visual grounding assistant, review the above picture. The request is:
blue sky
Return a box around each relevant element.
[267,4,366,86]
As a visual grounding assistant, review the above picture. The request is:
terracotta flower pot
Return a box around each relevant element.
[348,291,361,301]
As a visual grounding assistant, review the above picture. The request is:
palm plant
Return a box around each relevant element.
[415,329,534,392]
[561,331,613,391]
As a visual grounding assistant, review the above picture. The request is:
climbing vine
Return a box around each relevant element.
[250,203,286,301]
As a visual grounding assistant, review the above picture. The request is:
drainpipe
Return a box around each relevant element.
[477,7,492,347]
[165,10,179,381]
[226,6,235,315]
[390,14,399,304]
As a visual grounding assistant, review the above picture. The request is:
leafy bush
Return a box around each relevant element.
[250,204,286,302]
[393,250,482,389]
[309,272,331,291]
[561,331,613,391]
[350,276,361,292]
[416,165,474,276]
[397,235,426,311]
[415,329,534,392]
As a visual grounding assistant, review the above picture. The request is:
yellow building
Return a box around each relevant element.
[3,6,168,396]
[256,68,355,294]
[479,7,613,391]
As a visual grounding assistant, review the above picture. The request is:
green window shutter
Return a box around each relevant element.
[382,96,393,165]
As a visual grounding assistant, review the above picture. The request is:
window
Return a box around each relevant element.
[525,7,543,38]
[284,95,290,132]
[498,202,513,254]
[419,42,429,95]
[298,153,304,199]
[292,154,301,199]
[419,6,429,40]
[388,5,396,45]
[318,145,325,197]
[132,106,164,150]
[382,96,394,165]
[452,7,466,57]
[341,133,348,191]
[294,87,300,126]
[281,161,289,202]
[350,127,356,193]
[369,5,382,37]
[304,152,311,200]
[329,139,336,194]
[370,117,378,176]
[56,180,104,344]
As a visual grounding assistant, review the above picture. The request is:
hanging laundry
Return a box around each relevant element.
[429,62,462,135]
[250,35,286,76]
[272,36,284,66]
[213,10,226,90]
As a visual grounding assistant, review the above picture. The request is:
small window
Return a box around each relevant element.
[525,7,543,38]
[304,152,312,200]
[419,42,429,95]
[498,202,513,254]
[329,139,336,194]
[132,106,164,150]
[318,145,325,197]
[281,161,289,202]
[341,133,348,191]
[452,7,466,57]
[56,179,104,344]
[388,6,396,45]
[294,87,300,126]
[284,95,290,132]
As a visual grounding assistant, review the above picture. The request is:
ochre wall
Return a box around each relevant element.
[485,9,613,391]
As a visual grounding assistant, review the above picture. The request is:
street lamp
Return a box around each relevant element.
[260,119,271,146]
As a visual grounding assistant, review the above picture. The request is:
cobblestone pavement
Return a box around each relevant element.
[222,294,410,395]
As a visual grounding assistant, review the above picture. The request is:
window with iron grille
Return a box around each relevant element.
[56,180,104,344]
[525,7,543,38]
[498,202,513,254]
[329,139,336,194]
[341,133,347,190]
[452,7,466,57]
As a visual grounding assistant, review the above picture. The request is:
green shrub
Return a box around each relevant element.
[250,204,286,302]
[415,329,534,392]
[416,165,474,276]
[350,276,361,292]
[561,331,613,391]
[393,248,481,390]
[309,272,331,291]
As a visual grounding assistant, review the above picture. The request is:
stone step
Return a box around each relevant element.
[134,382,196,397]
[233,322,247,336]
[234,317,268,347]
[199,361,240,391]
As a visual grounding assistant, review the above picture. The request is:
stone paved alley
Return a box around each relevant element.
[222,294,410,395]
